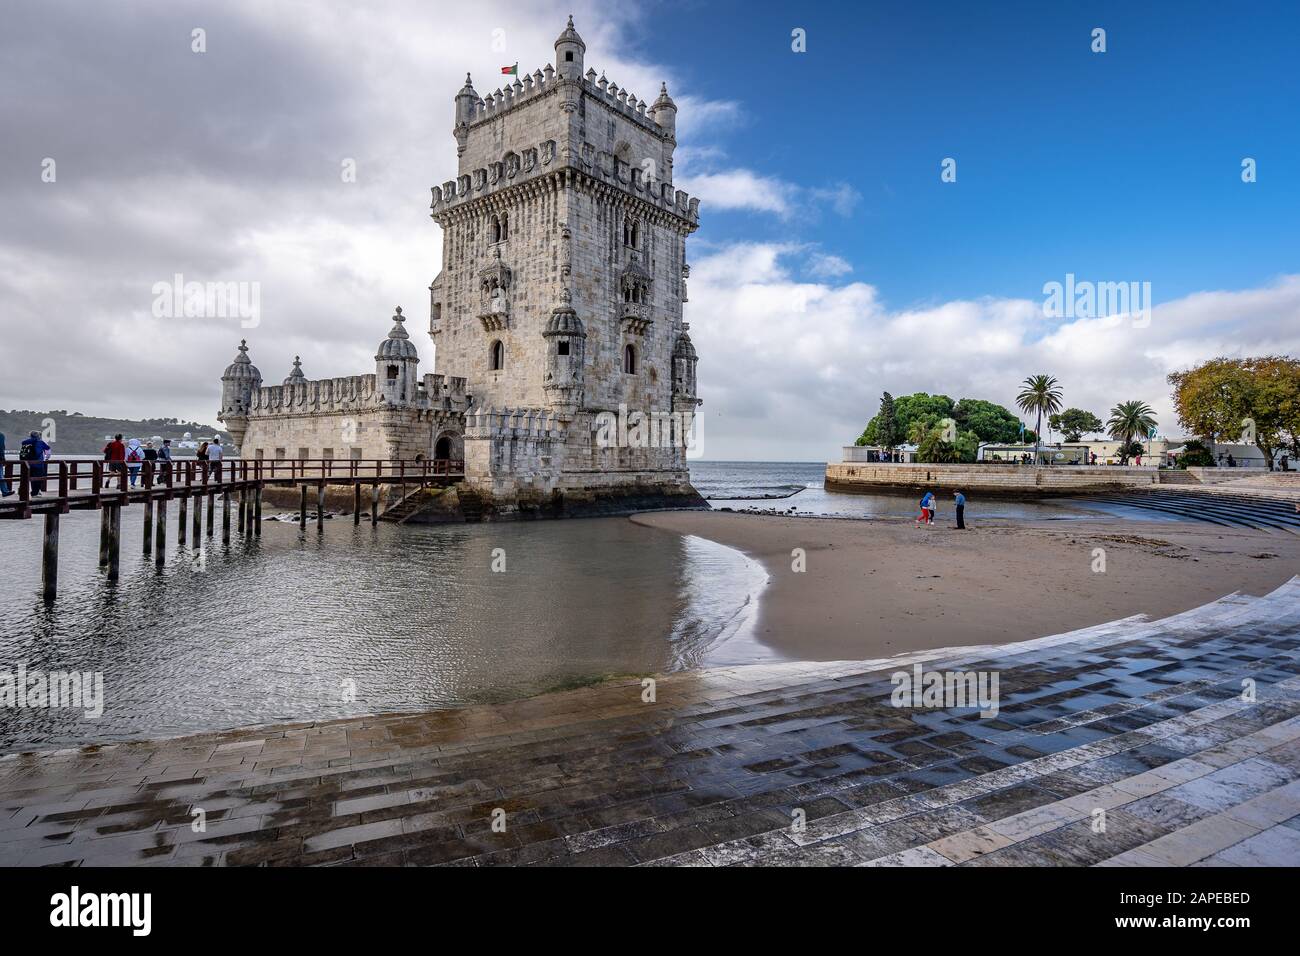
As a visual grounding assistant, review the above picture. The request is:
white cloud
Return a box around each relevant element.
[687,242,1300,460]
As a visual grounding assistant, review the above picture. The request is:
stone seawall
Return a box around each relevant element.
[825,462,1163,497]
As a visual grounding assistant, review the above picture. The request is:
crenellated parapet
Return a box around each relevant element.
[249,374,379,417]
[432,159,699,230]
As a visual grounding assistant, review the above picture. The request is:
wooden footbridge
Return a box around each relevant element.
[0,458,462,600]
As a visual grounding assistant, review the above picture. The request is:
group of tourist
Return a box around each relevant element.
[915,490,967,529]
[0,430,223,496]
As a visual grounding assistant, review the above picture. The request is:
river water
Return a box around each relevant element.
[0,459,1175,751]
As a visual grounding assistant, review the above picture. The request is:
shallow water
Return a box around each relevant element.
[691,460,1188,523]
[0,509,767,750]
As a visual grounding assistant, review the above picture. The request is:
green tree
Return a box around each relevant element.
[857,392,953,447]
[1048,408,1104,442]
[1168,356,1300,467]
[951,398,1023,444]
[1107,400,1158,464]
[1015,375,1063,465]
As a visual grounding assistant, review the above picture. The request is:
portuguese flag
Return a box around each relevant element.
[501,63,518,76]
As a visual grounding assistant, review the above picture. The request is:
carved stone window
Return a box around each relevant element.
[623,344,637,375]
[490,340,505,371]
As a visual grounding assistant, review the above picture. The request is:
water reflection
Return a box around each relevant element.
[0,511,766,750]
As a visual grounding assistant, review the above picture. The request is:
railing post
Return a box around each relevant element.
[57,461,68,504]
[19,462,30,504]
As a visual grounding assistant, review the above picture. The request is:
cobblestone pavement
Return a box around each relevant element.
[2,577,1299,867]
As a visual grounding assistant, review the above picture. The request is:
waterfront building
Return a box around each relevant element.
[219,18,704,516]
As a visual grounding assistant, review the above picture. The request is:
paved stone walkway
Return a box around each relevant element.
[2,577,1299,866]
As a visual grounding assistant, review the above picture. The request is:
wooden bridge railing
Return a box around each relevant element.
[1,458,465,505]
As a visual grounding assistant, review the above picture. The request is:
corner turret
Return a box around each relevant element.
[554,15,585,80]
[218,339,262,451]
[542,289,586,418]
[376,307,420,406]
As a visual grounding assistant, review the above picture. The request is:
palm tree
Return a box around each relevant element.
[1015,375,1063,465]
[1107,400,1157,464]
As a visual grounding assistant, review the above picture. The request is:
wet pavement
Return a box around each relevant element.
[2,576,1299,866]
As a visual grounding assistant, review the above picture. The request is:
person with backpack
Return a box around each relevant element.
[125,438,144,487]
[158,438,173,483]
[21,431,51,496]
[103,434,126,487]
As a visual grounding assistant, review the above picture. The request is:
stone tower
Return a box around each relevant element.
[429,17,702,504]
[218,339,262,451]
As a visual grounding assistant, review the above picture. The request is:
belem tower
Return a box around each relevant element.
[218,18,705,520]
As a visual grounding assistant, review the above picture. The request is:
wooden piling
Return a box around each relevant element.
[222,490,231,544]
[317,483,326,529]
[155,499,167,566]
[143,498,153,555]
[254,484,262,536]
[371,484,379,525]
[206,491,215,536]
[192,491,202,540]
[238,489,247,534]
[178,495,188,545]
[42,512,59,601]
[99,507,110,567]
[300,485,308,528]
[107,505,121,582]
[354,483,361,525]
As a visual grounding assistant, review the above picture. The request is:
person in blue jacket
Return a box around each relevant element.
[20,431,51,495]
[0,431,12,497]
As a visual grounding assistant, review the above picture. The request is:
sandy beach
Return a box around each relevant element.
[632,511,1300,661]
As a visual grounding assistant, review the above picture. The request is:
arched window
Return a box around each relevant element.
[490,340,504,371]
[386,364,399,381]
[500,213,509,241]
[489,215,500,243]
[631,221,640,248]
[623,344,637,375]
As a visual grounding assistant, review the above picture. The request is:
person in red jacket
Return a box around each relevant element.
[103,433,126,487]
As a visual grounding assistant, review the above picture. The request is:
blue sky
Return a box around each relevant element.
[634,0,1297,311]
[1,1,1296,460]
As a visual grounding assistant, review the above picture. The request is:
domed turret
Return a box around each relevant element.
[672,331,700,411]
[554,15,585,80]
[454,73,478,155]
[218,339,262,451]
[284,356,306,386]
[652,82,677,135]
[376,307,419,406]
[542,289,586,417]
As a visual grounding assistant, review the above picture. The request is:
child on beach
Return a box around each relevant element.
[915,492,933,527]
